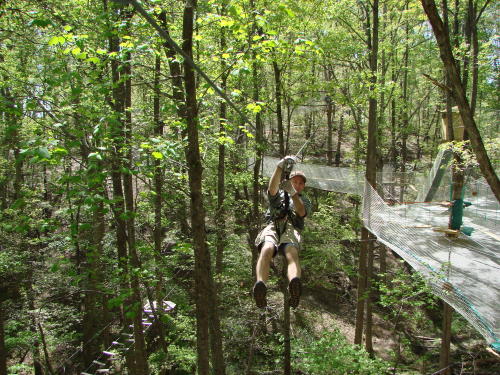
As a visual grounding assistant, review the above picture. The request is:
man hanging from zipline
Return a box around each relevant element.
[253,156,312,309]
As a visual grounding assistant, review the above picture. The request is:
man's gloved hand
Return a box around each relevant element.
[277,156,296,173]
[281,179,297,197]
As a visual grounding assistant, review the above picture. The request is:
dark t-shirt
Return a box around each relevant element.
[265,190,312,230]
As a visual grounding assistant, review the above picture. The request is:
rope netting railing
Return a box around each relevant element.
[362,181,499,348]
[259,156,500,349]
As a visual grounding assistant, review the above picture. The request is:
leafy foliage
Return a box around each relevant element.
[294,330,391,374]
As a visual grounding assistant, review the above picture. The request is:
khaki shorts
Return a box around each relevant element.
[254,220,302,256]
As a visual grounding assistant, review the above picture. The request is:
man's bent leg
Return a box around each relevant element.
[284,245,301,281]
[254,243,275,308]
[256,243,275,282]
[284,244,302,308]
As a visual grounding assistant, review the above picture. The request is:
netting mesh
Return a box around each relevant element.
[259,156,500,347]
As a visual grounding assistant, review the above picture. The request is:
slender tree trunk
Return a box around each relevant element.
[273,61,285,157]
[366,0,379,187]
[26,278,43,375]
[74,89,105,370]
[462,0,473,90]
[151,51,170,363]
[399,14,409,202]
[94,188,111,348]
[282,267,291,375]
[440,5,456,372]
[354,227,369,345]
[390,92,397,168]
[470,3,479,116]
[37,323,55,375]
[335,113,343,166]
[354,113,362,167]
[216,4,228,276]
[183,2,212,373]
[439,302,453,375]
[365,238,374,356]
[210,8,228,374]
[285,95,293,155]
[421,0,500,202]
[122,26,149,375]
[104,2,136,371]
[326,86,334,166]
[157,11,191,239]
[250,0,264,280]
[361,0,379,353]
[153,54,165,296]
[0,303,7,375]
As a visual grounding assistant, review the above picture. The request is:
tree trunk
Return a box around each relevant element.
[0,303,7,375]
[153,53,165,295]
[354,112,362,167]
[282,268,291,375]
[151,51,170,363]
[421,0,500,202]
[211,9,228,374]
[462,0,473,91]
[365,238,374,357]
[216,4,228,276]
[354,227,369,345]
[326,90,334,165]
[470,1,479,116]
[74,84,106,370]
[439,302,453,375]
[183,1,212,373]
[399,16,409,202]
[335,113,343,166]
[285,95,293,155]
[122,27,149,375]
[157,11,191,239]
[105,2,137,371]
[366,0,379,188]
[273,60,285,157]
[250,0,264,280]
[362,0,379,353]
[390,92,397,169]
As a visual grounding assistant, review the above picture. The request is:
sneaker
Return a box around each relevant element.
[253,281,267,308]
[288,277,301,308]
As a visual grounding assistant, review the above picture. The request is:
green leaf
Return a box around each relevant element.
[246,102,262,113]
[52,147,68,156]
[29,19,52,28]
[36,147,51,159]
[151,151,164,160]
[88,152,103,161]
[220,18,234,27]
[11,198,26,210]
[48,36,65,46]
[125,310,136,319]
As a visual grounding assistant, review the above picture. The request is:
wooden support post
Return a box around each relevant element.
[439,301,452,375]
[365,235,375,356]
[354,227,369,345]
[282,262,291,375]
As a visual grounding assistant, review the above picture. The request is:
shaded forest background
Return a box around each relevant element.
[0,0,498,374]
